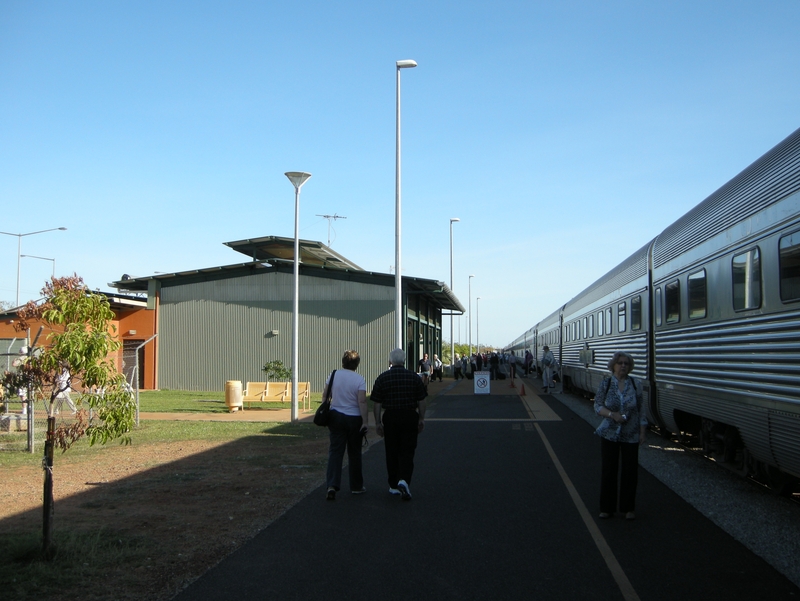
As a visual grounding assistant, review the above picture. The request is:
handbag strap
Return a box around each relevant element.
[325,369,337,404]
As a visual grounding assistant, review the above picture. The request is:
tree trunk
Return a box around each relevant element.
[42,416,55,558]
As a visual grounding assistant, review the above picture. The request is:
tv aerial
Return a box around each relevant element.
[316,213,347,246]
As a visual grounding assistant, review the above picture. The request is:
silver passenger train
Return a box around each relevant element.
[506,127,800,492]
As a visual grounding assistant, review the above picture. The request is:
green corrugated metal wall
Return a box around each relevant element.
[157,271,397,393]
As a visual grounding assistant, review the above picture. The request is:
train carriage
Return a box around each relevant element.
[560,241,652,414]
[508,126,800,491]
[650,129,800,487]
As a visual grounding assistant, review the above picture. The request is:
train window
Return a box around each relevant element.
[588,314,594,337]
[688,269,707,319]
[597,311,604,336]
[605,307,612,334]
[779,234,800,301]
[618,302,627,332]
[582,317,587,338]
[733,248,762,309]
[655,288,663,326]
[563,325,568,342]
[631,296,642,330]
[665,279,680,323]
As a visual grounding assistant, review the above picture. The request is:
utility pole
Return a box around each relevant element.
[316,213,347,246]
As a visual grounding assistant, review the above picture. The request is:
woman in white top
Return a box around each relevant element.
[323,350,368,500]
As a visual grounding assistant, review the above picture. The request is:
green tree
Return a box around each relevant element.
[1,276,135,557]
[262,359,292,382]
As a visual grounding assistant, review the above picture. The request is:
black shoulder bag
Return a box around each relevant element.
[314,369,337,427]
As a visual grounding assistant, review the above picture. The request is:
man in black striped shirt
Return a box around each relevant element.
[372,348,428,500]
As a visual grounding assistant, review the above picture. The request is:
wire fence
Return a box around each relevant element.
[1,402,50,453]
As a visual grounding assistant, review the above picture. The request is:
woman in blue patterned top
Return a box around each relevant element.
[594,351,647,520]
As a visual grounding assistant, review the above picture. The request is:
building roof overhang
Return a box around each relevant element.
[224,235,364,271]
[109,262,465,313]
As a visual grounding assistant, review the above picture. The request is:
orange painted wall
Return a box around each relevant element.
[0,303,158,390]
[116,306,157,390]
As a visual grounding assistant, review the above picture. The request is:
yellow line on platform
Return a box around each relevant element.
[427,418,538,422]
[534,423,641,601]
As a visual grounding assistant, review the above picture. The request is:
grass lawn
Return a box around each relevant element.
[0,418,328,600]
[137,389,325,413]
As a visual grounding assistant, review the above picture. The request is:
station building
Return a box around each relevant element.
[0,292,156,390]
[107,236,464,392]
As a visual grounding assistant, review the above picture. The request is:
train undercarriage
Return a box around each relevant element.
[673,410,798,496]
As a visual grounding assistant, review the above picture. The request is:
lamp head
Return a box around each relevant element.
[396,59,418,69]
[285,172,312,189]
[450,217,460,224]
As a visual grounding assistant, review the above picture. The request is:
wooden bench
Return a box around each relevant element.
[242,381,311,410]
[242,382,292,409]
[285,382,311,412]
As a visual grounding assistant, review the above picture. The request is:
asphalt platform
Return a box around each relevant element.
[173,375,800,601]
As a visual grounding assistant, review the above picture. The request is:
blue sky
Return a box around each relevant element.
[1,1,799,347]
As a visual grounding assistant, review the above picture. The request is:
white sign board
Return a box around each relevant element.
[474,371,491,395]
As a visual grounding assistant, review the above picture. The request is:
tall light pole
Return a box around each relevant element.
[395,58,417,351]
[476,297,481,355]
[449,217,460,373]
[468,274,475,358]
[285,171,311,423]
[0,227,66,307]
[21,255,56,279]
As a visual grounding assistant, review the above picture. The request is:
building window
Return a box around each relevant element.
[665,279,680,323]
[631,295,642,330]
[779,233,800,302]
[688,269,707,319]
[618,301,626,332]
[733,247,762,309]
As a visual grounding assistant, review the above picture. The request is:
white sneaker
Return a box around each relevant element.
[397,480,412,501]
[389,487,401,495]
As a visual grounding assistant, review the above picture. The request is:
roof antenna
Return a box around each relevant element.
[316,213,347,246]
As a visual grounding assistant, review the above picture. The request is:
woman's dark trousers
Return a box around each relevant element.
[326,409,364,492]
[599,438,639,513]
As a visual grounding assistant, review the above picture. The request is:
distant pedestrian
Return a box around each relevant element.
[524,350,533,376]
[323,350,368,500]
[594,351,647,520]
[489,352,499,380]
[54,364,77,414]
[432,354,443,382]
[541,346,557,393]
[417,353,432,389]
[453,353,463,380]
[372,348,428,501]
[507,352,517,381]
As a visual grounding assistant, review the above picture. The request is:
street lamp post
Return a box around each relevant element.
[21,255,56,279]
[285,171,312,423]
[468,274,475,358]
[476,297,481,355]
[395,58,417,351]
[0,227,67,307]
[449,217,460,374]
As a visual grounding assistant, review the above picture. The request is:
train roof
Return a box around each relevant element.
[653,126,800,268]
